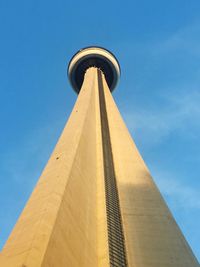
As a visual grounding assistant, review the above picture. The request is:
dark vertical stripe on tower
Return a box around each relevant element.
[97,69,128,267]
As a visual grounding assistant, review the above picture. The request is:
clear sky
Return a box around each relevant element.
[0,0,200,261]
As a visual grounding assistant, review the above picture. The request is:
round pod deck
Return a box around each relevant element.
[68,46,120,94]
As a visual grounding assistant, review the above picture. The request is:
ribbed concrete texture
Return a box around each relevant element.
[0,67,199,267]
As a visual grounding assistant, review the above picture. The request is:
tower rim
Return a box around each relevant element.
[68,46,120,94]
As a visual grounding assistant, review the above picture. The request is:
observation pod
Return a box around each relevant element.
[68,46,120,93]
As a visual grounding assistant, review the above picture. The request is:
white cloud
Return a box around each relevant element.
[117,21,200,147]
[153,169,200,210]
[152,22,200,58]
[123,87,200,146]
[1,117,65,186]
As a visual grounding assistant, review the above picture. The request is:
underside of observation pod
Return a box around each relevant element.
[68,46,120,93]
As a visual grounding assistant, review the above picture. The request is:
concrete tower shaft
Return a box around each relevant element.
[0,47,199,267]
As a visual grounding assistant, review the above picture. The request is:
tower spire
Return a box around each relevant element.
[0,47,199,267]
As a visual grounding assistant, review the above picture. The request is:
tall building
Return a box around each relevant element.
[0,47,199,267]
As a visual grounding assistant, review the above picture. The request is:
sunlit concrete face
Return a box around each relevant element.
[0,47,199,267]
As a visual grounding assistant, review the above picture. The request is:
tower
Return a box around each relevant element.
[0,47,199,267]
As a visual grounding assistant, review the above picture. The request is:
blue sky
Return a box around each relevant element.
[0,0,200,261]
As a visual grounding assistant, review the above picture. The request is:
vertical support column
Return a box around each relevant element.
[98,69,128,267]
